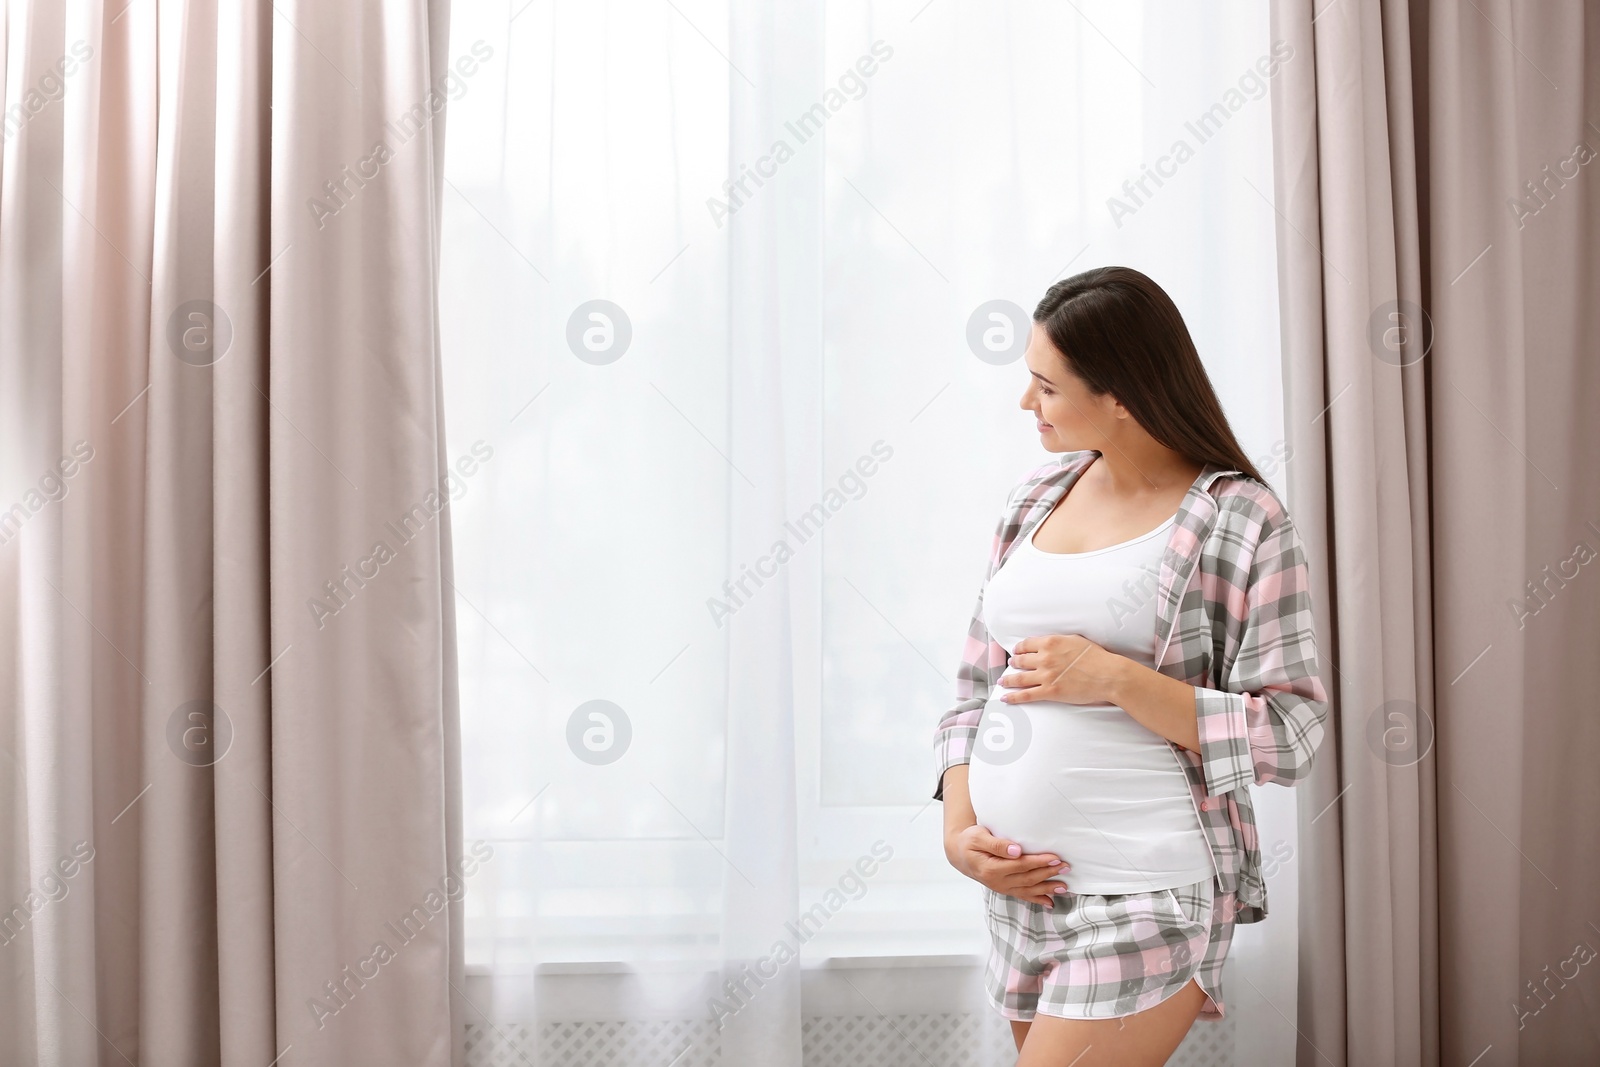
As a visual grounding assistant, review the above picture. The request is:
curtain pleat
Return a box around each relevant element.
[211,0,275,1061]
[714,1,817,1061]
[1268,3,1436,1064]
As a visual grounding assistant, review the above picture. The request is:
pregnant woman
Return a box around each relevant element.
[933,267,1329,1066]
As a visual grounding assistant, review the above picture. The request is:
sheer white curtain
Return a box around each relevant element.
[439,1,1298,1063]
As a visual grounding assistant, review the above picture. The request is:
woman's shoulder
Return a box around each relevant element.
[1205,470,1302,545]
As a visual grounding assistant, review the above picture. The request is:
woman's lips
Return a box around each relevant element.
[1036,420,1051,432]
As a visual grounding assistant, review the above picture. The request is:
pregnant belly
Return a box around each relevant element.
[965,696,1215,894]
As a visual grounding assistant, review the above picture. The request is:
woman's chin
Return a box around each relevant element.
[1037,426,1094,453]
[1039,432,1074,452]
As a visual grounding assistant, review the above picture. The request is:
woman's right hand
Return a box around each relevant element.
[945,823,1070,906]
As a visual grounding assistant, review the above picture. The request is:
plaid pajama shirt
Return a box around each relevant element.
[933,449,1330,1020]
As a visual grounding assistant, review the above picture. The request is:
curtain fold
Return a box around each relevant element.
[1270,0,1600,1064]
[714,1,819,1061]
[0,1,464,1064]
[211,0,276,1056]
[1268,3,1435,1064]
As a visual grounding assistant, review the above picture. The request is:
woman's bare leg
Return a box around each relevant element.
[1010,1020,1031,1051]
[1013,979,1207,1067]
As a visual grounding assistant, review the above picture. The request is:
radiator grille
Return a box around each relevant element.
[464,1010,1235,1065]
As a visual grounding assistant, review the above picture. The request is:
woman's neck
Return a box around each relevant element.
[1088,443,1203,497]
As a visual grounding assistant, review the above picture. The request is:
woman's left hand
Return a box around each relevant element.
[999,635,1126,706]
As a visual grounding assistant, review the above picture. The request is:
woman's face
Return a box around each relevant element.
[1019,322,1122,453]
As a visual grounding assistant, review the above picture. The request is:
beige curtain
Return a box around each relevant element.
[0,1,464,1065]
[1269,0,1600,1064]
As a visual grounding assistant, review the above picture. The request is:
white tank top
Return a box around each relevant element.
[964,508,1216,894]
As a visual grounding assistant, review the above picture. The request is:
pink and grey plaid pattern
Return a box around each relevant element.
[982,875,1233,1021]
[934,450,1330,924]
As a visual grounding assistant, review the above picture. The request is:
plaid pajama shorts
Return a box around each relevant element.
[981,875,1235,1022]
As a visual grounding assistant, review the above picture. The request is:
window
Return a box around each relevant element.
[440,0,1293,981]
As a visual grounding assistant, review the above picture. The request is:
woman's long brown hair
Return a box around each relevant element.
[1033,266,1266,484]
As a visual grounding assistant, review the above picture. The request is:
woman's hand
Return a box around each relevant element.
[999,634,1128,707]
[945,823,1071,906]
[938,764,1069,906]
[1003,636,1205,752]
